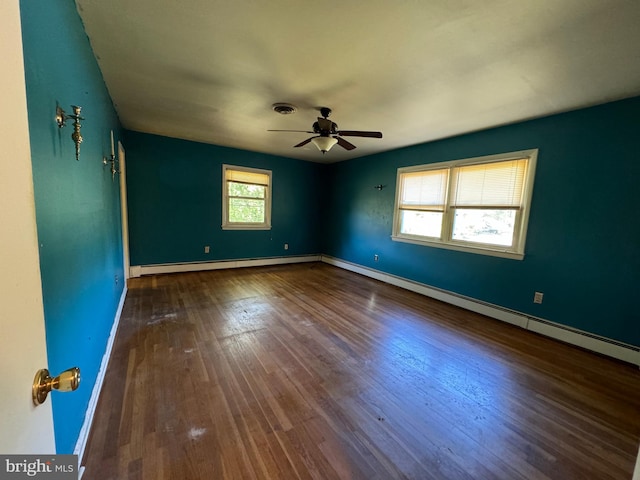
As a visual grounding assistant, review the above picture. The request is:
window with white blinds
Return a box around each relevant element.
[399,169,449,212]
[450,159,527,209]
[393,150,537,259]
[397,169,449,239]
[222,164,272,230]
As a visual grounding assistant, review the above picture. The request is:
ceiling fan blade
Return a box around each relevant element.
[337,130,383,138]
[268,129,315,133]
[336,136,356,150]
[293,137,314,148]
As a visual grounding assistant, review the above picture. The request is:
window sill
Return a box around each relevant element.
[391,235,524,260]
[222,225,272,231]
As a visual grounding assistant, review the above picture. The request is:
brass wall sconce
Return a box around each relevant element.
[103,130,119,180]
[56,104,84,161]
[32,367,80,406]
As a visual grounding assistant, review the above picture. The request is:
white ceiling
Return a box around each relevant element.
[76,0,640,163]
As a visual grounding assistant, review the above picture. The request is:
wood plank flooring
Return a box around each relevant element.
[81,263,640,479]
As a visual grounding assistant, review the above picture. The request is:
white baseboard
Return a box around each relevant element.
[321,255,640,367]
[74,285,128,467]
[129,255,321,277]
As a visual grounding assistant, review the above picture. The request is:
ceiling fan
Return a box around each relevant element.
[268,107,383,153]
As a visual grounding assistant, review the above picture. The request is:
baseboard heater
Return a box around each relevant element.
[130,254,321,277]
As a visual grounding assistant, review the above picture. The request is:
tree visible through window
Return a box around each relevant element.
[222,165,272,230]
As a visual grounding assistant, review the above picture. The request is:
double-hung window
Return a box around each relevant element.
[222,165,272,230]
[392,149,537,259]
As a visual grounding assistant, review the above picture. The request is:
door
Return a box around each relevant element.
[118,142,130,281]
[0,0,56,453]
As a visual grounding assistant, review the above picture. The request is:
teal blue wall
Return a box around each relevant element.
[20,1,124,453]
[124,131,325,265]
[323,97,640,347]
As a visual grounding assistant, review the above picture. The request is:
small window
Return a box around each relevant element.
[392,149,537,259]
[222,165,272,230]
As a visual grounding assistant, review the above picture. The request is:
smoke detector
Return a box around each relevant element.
[272,103,297,115]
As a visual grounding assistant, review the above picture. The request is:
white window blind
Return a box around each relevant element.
[450,159,527,209]
[225,169,269,186]
[399,169,449,212]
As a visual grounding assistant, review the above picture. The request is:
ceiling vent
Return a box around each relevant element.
[272,103,297,115]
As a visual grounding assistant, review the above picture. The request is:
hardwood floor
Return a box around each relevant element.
[81,263,640,479]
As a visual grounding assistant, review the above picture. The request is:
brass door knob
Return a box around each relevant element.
[32,367,80,406]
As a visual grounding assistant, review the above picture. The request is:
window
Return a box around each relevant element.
[222,165,272,230]
[392,149,537,259]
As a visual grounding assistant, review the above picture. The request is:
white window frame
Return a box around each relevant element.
[222,164,272,230]
[392,149,538,260]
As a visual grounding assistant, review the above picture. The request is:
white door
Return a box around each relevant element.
[118,142,130,281]
[0,0,56,453]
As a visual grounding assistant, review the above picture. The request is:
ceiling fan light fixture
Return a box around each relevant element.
[311,136,338,153]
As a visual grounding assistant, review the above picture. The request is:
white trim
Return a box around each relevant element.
[321,255,640,367]
[633,444,640,480]
[399,149,539,172]
[130,255,320,277]
[525,318,639,366]
[118,142,130,280]
[391,235,525,260]
[221,224,273,231]
[74,285,128,465]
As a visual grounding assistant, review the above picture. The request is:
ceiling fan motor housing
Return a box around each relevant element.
[313,120,338,135]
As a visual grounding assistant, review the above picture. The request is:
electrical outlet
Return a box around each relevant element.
[284,243,289,250]
[533,292,544,304]
[204,245,210,254]
[374,254,379,262]
[114,274,119,285]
